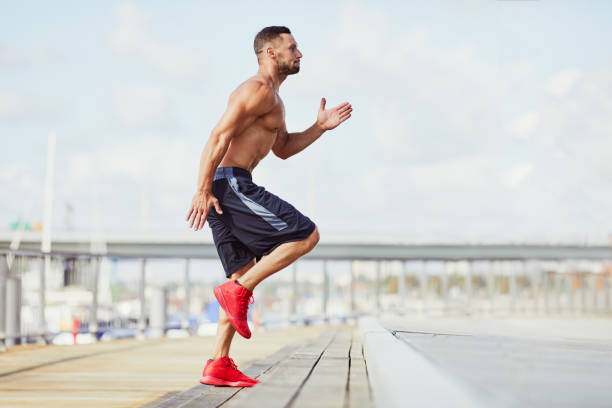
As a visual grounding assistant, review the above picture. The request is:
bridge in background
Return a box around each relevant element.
[2,232,612,260]
[1,232,611,351]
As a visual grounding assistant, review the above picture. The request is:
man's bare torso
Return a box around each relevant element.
[218,76,284,172]
[187,29,351,232]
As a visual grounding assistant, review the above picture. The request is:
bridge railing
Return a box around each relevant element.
[1,249,611,351]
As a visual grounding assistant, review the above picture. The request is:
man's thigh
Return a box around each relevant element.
[224,177,317,258]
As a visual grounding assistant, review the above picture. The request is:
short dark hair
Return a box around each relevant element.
[254,26,291,56]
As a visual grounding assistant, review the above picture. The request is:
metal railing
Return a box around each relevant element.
[1,248,611,351]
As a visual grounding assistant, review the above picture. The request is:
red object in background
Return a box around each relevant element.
[72,317,80,344]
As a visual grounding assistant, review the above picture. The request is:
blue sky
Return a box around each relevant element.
[2,0,612,243]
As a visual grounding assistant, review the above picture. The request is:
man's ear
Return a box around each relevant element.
[266,47,276,59]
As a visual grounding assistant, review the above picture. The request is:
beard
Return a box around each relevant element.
[278,59,300,75]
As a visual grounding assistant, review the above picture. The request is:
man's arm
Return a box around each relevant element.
[273,98,352,160]
[186,82,275,231]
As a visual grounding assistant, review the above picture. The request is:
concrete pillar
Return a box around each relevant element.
[290,262,298,322]
[509,261,517,313]
[6,276,21,347]
[138,258,147,338]
[350,261,356,317]
[569,269,576,314]
[531,261,540,314]
[543,263,550,314]
[554,266,561,314]
[399,261,407,314]
[36,256,47,344]
[441,261,449,313]
[442,261,450,299]
[322,260,329,322]
[466,261,473,312]
[89,257,100,341]
[486,260,494,311]
[522,261,530,314]
[0,255,7,351]
[149,286,167,338]
[605,269,611,313]
[421,260,428,314]
[375,261,381,315]
[486,261,493,299]
[550,266,557,314]
[182,258,190,330]
[580,269,587,315]
[588,270,598,313]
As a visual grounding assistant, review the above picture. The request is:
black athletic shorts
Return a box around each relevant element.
[207,166,316,277]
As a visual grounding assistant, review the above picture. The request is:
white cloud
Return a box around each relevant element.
[4,0,610,242]
[0,46,29,70]
[0,161,44,224]
[55,137,198,232]
[293,0,508,164]
[408,156,491,189]
[503,163,533,189]
[0,42,64,70]
[548,68,582,97]
[281,0,611,241]
[369,102,420,161]
[0,88,61,122]
[507,111,539,139]
[541,67,612,179]
[108,3,204,80]
[111,84,173,130]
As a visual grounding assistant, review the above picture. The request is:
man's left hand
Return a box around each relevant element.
[316,98,352,131]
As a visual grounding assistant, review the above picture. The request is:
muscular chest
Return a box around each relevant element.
[259,97,285,133]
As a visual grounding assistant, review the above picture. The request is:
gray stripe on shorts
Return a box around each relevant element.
[228,177,289,231]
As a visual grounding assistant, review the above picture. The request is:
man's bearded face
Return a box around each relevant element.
[278,57,300,75]
[275,34,301,75]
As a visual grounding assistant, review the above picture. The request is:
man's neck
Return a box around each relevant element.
[257,63,287,91]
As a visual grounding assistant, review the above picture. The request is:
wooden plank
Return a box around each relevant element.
[153,385,211,408]
[220,330,337,408]
[151,342,304,408]
[347,336,374,408]
[0,325,327,408]
[291,329,351,408]
[179,386,242,408]
[0,339,165,378]
[139,392,180,408]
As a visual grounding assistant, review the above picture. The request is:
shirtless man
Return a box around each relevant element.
[186,26,352,387]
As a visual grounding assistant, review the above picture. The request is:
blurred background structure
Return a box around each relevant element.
[1,234,610,348]
[1,0,611,345]
[2,2,612,407]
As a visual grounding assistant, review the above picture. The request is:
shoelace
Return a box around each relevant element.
[226,358,255,382]
[239,294,254,316]
[227,358,238,371]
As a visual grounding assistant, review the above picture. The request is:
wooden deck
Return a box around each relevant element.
[0,325,372,408]
[146,327,372,408]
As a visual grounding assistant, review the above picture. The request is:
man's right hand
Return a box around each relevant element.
[186,190,223,231]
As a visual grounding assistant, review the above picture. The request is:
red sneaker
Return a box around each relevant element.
[214,280,254,339]
[200,357,259,387]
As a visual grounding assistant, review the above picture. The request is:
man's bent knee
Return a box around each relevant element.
[304,227,320,253]
[229,260,256,281]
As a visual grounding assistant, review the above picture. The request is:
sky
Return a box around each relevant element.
[2,0,612,244]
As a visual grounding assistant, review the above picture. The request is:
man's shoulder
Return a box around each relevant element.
[230,76,276,111]
[233,76,273,98]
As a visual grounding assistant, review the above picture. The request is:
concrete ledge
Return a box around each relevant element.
[359,316,486,408]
